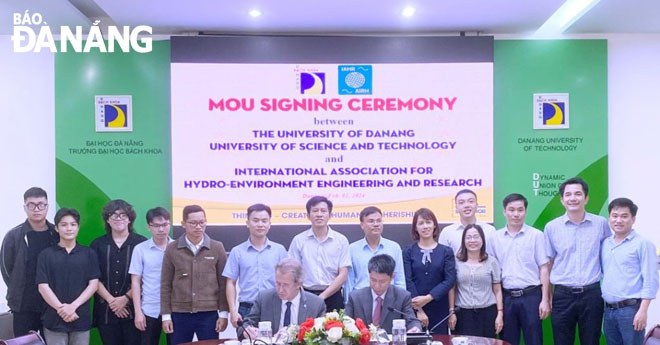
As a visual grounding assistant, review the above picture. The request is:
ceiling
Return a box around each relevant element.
[1,0,659,36]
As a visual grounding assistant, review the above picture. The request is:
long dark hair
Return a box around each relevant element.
[456,224,488,262]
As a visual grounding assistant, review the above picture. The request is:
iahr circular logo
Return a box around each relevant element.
[345,72,366,88]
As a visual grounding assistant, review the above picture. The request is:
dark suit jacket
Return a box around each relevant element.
[345,285,421,333]
[245,288,326,333]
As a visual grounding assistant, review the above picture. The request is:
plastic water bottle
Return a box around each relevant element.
[259,321,273,345]
[392,319,407,345]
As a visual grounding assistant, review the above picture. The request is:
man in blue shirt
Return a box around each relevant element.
[346,206,405,301]
[223,203,287,328]
[601,198,659,345]
[129,207,174,345]
[544,177,611,345]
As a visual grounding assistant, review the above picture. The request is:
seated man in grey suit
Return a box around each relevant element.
[244,258,326,339]
[346,254,422,333]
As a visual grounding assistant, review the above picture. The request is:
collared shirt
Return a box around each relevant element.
[347,237,406,296]
[90,232,147,325]
[222,238,287,303]
[371,289,387,316]
[492,224,548,289]
[36,243,101,332]
[128,237,174,318]
[601,230,659,303]
[288,227,351,289]
[279,290,301,329]
[438,221,496,255]
[185,235,204,255]
[454,256,500,309]
[544,212,610,286]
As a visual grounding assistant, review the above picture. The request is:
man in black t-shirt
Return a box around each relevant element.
[37,208,101,345]
[1,187,59,337]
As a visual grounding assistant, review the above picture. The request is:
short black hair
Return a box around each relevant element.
[502,193,528,209]
[102,199,136,233]
[559,177,589,197]
[183,204,205,221]
[55,208,80,225]
[367,254,396,277]
[146,207,170,223]
[455,189,477,201]
[411,208,439,241]
[608,197,638,216]
[247,203,272,218]
[24,187,47,201]
[359,206,382,222]
[305,196,333,214]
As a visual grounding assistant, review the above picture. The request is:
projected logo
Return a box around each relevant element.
[95,95,133,132]
[300,72,326,95]
[533,93,569,130]
[338,65,372,95]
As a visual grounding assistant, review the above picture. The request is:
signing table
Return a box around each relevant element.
[181,335,511,345]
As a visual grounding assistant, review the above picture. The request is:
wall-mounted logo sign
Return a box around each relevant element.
[533,93,569,130]
[95,95,133,132]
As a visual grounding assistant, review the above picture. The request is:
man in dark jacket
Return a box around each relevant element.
[1,187,59,337]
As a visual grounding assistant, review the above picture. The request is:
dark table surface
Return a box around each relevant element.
[181,334,511,345]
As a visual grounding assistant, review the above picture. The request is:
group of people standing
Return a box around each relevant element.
[1,176,658,345]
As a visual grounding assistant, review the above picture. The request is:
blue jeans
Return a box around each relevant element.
[603,301,645,345]
[171,311,218,345]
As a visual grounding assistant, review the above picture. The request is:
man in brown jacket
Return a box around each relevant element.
[161,205,229,344]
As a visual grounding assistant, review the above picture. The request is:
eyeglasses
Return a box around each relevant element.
[149,222,170,229]
[186,221,206,228]
[465,235,482,241]
[25,202,48,211]
[109,213,129,221]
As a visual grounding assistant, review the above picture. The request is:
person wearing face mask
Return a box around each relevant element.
[448,224,503,338]
[222,203,287,328]
[438,189,496,255]
[1,187,59,338]
[91,200,147,345]
[402,208,456,334]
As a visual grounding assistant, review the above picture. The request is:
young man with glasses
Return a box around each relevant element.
[160,205,229,344]
[129,207,174,345]
[91,200,147,345]
[1,187,59,337]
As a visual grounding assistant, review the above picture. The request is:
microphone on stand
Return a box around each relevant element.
[428,307,460,334]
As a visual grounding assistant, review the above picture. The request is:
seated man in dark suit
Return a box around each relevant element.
[244,258,326,339]
[346,254,422,333]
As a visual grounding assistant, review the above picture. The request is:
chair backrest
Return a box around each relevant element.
[0,332,46,345]
[645,325,660,345]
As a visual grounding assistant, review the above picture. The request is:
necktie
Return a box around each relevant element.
[373,296,383,325]
[283,301,292,327]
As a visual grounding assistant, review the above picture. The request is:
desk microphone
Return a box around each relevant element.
[428,307,460,334]
[387,306,420,322]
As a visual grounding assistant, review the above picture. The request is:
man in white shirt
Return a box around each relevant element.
[438,189,495,254]
[289,196,351,312]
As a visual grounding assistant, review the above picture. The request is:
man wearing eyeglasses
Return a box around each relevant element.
[1,187,59,337]
[160,205,229,344]
[129,207,174,345]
